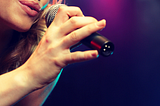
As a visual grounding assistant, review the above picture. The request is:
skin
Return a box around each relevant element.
[0,0,106,105]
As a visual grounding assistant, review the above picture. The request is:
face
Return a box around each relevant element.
[0,0,50,32]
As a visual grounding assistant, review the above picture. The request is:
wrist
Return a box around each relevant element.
[13,65,42,92]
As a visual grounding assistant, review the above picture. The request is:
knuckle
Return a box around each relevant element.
[89,17,98,23]
[73,6,83,16]
[70,31,79,42]
[79,53,86,60]
[70,54,76,62]
[69,17,78,26]
[75,52,87,61]
[61,37,68,45]
[58,6,66,13]
[59,26,65,34]
[75,7,81,12]
[53,58,66,68]
[86,25,93,34]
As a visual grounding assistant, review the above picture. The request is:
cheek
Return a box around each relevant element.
[0,13,33,32]
[7,15,36,32]
[0,3,37,32]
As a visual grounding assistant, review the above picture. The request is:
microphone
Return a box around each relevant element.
[45,4,114,57]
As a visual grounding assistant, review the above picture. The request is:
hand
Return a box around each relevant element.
[22,6,106,89]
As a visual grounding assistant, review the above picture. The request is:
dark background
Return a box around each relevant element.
[44,0,160,106]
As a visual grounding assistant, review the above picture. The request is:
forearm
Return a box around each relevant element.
[14,70,62,106]
[0,66,36,106]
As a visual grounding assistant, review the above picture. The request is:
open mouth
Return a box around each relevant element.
[30,7,36,11]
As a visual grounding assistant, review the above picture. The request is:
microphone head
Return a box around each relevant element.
[45,4,65,27]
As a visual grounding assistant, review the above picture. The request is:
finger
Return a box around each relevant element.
[58,16,98,36]
[61,50,99,65]
[50,6,84,27]
[62,19,106,49]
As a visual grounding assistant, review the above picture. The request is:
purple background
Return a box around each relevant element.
[44,0,160,106]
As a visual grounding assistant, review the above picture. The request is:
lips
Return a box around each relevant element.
[19,0,41,17]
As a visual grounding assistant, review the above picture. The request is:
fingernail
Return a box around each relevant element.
[92,51,99,58]
[97,19,106,27]
[99,26,106,31]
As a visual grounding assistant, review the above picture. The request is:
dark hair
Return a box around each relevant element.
[0,10,47,74]
[0,0,63,74]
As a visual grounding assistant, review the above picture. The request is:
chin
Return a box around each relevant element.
[9,16,36,32]
[12,24,32,32]
[4,19,33,33]
[16,27,31,32]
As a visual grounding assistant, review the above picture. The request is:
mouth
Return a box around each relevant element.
[19,0,41,17]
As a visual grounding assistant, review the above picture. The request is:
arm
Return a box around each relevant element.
[0,65,61,106]
[0,66,36,106]
[14,70,62,106]
[0,6,106,106]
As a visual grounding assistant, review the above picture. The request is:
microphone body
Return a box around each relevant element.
[45,4,114,57]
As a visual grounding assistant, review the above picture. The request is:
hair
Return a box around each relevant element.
[0,0,63,74]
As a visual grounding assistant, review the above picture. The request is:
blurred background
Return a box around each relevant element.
[44,0,160,106]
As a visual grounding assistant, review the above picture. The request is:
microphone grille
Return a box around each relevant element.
[45,4,65,27]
